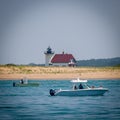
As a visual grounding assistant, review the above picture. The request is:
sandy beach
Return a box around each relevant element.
[0,66,120,80]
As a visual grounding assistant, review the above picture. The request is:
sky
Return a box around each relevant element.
[0,0,120,64]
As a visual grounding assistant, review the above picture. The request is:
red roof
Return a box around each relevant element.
[51,54,76,63]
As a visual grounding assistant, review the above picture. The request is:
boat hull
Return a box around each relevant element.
[54,88,108,96]
[13,83,39,87]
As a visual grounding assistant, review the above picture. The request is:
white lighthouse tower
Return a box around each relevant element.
[44,46,54,66]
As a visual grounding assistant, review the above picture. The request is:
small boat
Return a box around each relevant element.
[13,78,39,87]
[49,78,108,96]
[13,82,39,87]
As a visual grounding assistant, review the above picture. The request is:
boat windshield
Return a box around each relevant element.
[82,83,90,89]
[23,77,28,84]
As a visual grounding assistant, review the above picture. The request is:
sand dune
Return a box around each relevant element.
[0,66,120,80]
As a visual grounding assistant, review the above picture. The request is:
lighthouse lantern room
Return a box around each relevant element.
[44,46,54,66]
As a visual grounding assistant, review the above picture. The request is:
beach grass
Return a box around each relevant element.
[0,65,120,80]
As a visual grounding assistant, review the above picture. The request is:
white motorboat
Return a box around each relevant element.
[49,78,108,96]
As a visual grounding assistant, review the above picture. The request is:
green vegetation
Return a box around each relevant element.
[0,65,120,75]
[77,57,120,67]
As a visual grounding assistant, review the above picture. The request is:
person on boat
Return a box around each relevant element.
[20,79,24,84]
[79,83,83,89]
[73,84,77,90]
[13,82,16,87]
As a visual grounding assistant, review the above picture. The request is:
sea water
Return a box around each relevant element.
[0,80,120,120]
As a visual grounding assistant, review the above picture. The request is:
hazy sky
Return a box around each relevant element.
[0,0,120,64]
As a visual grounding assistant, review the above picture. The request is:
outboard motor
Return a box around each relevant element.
[49,89,55,96]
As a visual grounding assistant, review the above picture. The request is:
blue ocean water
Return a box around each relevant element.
[0,79,120,120]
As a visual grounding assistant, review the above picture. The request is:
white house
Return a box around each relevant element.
[44,47,76,67]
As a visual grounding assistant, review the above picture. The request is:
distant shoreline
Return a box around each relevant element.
[0,66,120,80]
[0,74,120,80]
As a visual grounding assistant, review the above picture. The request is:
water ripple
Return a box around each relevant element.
[0,80,120,120]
